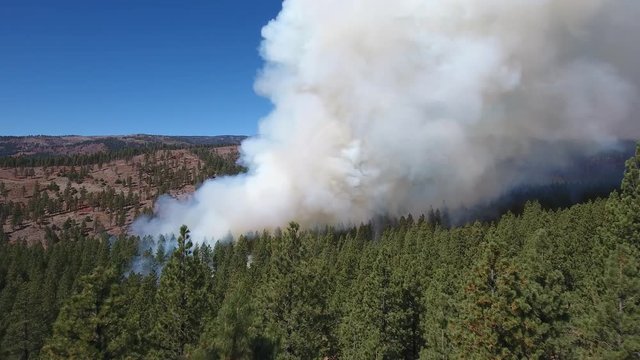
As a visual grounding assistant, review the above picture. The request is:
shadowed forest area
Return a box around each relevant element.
[0,143,638,359]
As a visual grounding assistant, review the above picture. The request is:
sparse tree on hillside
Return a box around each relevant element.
[0,181,9,200]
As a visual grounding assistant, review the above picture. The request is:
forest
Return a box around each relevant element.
[0,143,638,359]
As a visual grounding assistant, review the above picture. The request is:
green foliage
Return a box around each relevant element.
[148,225,212,359]
[198,273,255,360]
[604,144,640,249]
[578,244,640,358]
[339,244,421,359]
[1,144,640,358]
[1,280,48,359]
[42,267,128,359]
[258,223,334,359]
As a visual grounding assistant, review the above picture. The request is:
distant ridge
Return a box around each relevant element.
[0,134,248,158]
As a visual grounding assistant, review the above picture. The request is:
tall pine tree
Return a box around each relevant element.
[148,225,211,359]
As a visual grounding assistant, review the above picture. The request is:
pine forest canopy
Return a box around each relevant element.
[0,143,638,358]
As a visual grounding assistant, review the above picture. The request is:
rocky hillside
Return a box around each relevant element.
[0,138,244,245]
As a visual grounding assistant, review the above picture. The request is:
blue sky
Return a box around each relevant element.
[0,0,283,136]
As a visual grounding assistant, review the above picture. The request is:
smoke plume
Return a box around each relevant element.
[133,0,640,241]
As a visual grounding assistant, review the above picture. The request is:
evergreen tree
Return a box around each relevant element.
[420,269,457,360]
[199,273,255,360]
[456,237,529,359]
[259,223,333,359]
[580,244,640,358]
[1,280,48,359]
[148,225,211,359]
[120,272,157,358]
[0,181,8,200]
[518,229,571,358]
[339,244,414,359]
[604,144,640,249]
[42,267,127,359]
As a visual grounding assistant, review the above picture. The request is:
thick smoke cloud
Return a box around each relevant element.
[133,0,640,241]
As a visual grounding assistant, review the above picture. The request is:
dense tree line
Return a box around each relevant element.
[0,144,638,359]
[0,145,173,169]
[0,143,241,169]
[0,224,138,359]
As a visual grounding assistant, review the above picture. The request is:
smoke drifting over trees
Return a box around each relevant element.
[134,0,640,241]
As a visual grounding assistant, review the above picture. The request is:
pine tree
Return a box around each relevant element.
[199,273,255,360]
[604,143,640,249]
[457,226,572,359]
[0,181,8,200]
[148,225,211,359]
[518,229,571,358]
[455,237,528,359]
[259,223,333,359]
[1,280,48,359]
[339,244,413,359]
[120,272,157,358]
[420,269,457,360]
[0,260,24,342]
[580,244,640,358]
[41,266,127,359]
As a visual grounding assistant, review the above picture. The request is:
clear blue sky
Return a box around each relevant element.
[0,0,283,136]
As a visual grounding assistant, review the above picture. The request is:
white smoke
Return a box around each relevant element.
[133,0,640,241]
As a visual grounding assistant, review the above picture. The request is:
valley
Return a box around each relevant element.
[0,136,243,245]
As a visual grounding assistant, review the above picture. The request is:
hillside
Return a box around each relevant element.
[0,134,246,158]
[1,138,636,245]
[0,144,637,359]
[0,139,244,245]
